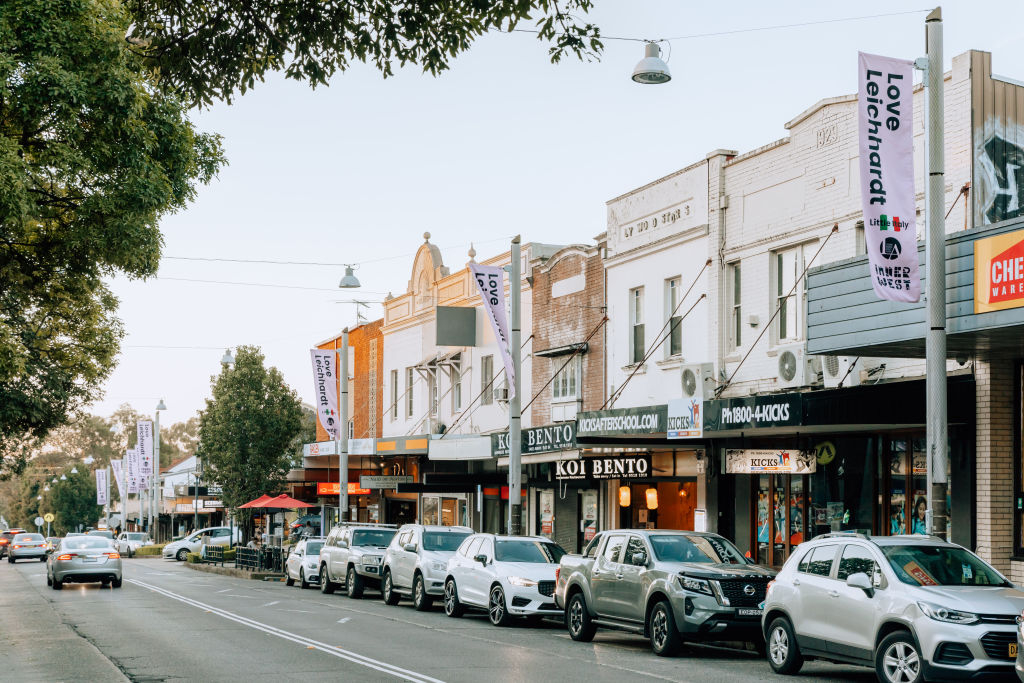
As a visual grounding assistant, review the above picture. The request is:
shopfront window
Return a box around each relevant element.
[754,474,808,567]
[421,496,465,527]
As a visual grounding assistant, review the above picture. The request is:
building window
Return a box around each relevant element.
[406,367,414,417]
[855,220,867,256]
[665,277,682,357]
[390,369,398,420]
[728,262,742,350]
[428,374,438,416]
[451,366,462,412]
[629,287,645,364]
[774,245,809,342]
[552,358,578,401]
[481,355,494,405]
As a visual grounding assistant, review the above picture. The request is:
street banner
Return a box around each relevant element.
[126,448,140,494]
[96,469,107,505]
[137,420,154,477]
[110,459,125,501]
[858,51,920,302]
[469,263,515,398]
[310,349,340,441]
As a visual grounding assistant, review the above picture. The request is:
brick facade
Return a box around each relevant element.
[975,359,1017,576]
[314,319,384,442]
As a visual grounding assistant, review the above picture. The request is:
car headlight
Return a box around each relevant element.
[678,575,713,595]
[917,601,979,625]
[507,576,539,587]
[361,556,382,565]
[429,560,447,572]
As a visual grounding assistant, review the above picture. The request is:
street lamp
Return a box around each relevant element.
[52,477,57,483]
[151,398,166,541]
[60,474,67,480]
[83,455,95,465]
[339,264,360,289]
[70,467,77,474]
[632,42,671,84]
[220,348,235,367]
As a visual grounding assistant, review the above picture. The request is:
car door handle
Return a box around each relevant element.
[593,569,601,576]
[615,574,624,580]
[828,590,840,598]
[792,578,801,586]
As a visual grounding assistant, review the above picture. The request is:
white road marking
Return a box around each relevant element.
[337,617,351,624]
[127,579,444,683]
[262,601,280,607]
[279,609,312,613]
[217,588,231,593]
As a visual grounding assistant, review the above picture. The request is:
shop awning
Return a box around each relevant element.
[497,450,580,466]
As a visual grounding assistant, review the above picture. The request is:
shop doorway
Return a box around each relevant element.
[882,436,935,535]
[752,474,808,567]
[618,481,697,530]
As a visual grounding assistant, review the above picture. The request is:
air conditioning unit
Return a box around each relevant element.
[493,385,510,403]
[821,355,862,388]
[775,344,817,388]
[680,363,715,401]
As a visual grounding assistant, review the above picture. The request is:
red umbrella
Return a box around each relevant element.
[238,494,274,509]
[261,494,314,509]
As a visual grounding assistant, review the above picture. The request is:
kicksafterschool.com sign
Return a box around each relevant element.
[576,405,667,437]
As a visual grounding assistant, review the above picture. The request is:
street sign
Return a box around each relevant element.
[43,513,54,523]
[34,516,44,527]
[358,475,413,489]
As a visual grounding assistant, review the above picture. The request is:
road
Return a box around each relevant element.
[1,558,876,682]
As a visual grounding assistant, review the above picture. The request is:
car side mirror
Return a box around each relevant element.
[404,543,417,552]
[630,551,649,567]
[846,572,874,597]
[473,554,488,565]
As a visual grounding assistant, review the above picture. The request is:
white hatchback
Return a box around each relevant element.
[286,538,325,589]
[443,534,566,626]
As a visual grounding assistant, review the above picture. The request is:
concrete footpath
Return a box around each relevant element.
[0,561,128,682]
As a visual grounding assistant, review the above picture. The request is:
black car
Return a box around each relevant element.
[0,529,27,559]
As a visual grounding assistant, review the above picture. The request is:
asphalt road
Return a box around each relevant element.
[1,557,878,682]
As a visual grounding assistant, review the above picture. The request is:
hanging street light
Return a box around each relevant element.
[220,348,235,367]
[69,468,77,475]
[632,42,671,84]
[339,264,361,289]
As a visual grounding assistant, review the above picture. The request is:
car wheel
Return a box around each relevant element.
[875,631,923,683]
[300,569,309,590]
[7,556,13,564]
[46,573,52,586]
[39,557,46,563]
[101,579,110,586]
[52,578,63,590]
[346,566,364,599]
[413,573,432,611]
[648,600,682,656]
[176,548,188,562]
[382,571,400,606]
[286,572,295,587]
[444,579,464,618]
[766,617,804,675]
[488,585,511,627]
[320,565,336,594]
[566,592,597,642]
[112,577,122,588]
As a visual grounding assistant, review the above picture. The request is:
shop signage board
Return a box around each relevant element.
[317,482,371,496]
[724,449,817,475]
[576,405,667,437]
[667,398,702,439]
[203,500,223,508]
[491,422,576,457]
[358,475,414,489]
[304,441,339,457]
[555,454,652,481]
[704,394,802,431]
[974,228,1024,313]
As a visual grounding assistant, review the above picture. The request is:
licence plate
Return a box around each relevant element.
[1011,643,1018,658]
[82,557,97,563]
[739,608,763,616]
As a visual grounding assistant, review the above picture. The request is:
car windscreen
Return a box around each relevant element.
[649,534,748,565]
[881,545,1010,587]
[494,540,566,563]
[305,542,323,555]
[127,533,147,541]
[15,534,43,542]
[351,529,396,547]
[422,532,472,552]
[88,531,114,539]
[62,538,113,550]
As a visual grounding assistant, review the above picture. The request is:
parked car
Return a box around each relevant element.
[0,529,27,558]
[286,537,325,589]
[1017,609,1024,682]
[319,524,397,598]
[117,532,151,557]
[45,537,62,553]
[162,526,240,561]
[763,532,1024,683]
[444,533,566,626]
[8,533,48,563]
[382,525,474,610]
[555,529,774,656]
[48,536,122,589]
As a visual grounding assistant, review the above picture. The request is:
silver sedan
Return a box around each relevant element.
[8,533,48,563]
[47,536,123,589]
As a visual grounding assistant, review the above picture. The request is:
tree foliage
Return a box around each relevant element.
[0,0,225,478]
[126,0,602,107]
[197,346,303,510]
[46,467,99,535]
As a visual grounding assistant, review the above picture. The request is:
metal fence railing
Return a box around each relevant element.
[260,546,284,573]
[235,546,260,571]
[204,545,224,566]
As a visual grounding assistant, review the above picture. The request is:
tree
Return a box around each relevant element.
[0,0,225,479]
[197,346,303,512]
[289,405,317,468]
[126,0,603,107]
[47,467,99,535]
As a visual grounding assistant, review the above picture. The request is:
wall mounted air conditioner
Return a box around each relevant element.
[821,355,862,388]
[493,386,510,403]
[680,363,715,402]
[775,344,818,388]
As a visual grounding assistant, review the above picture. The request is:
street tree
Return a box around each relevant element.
[197,346,303,513]
[46,468,99,535]
[126,0,602,107]
[0,0,225,479]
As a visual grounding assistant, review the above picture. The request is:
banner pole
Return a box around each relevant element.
[339,330,350,524]
[509,236,522,536]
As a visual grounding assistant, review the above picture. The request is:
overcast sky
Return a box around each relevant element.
[94,1,1024,426]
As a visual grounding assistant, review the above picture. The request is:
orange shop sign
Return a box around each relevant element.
[317,482,371,496]
[975,229,1024,313]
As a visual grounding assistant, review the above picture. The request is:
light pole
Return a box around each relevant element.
[220,350,235,544]
[152,399,166,541]
[337,266,359,526]
[508,236,523,535]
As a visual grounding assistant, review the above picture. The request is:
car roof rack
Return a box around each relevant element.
[815,531,871,540]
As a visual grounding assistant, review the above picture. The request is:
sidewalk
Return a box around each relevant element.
[0,563,128,682]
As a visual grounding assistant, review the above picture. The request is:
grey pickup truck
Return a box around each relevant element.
[555,529,775,656]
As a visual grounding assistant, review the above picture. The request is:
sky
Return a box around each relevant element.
[94,1,1024,426]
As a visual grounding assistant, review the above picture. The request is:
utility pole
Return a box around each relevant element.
[508,236,522,535]
[339,329,350,524]
[923,7,947,536]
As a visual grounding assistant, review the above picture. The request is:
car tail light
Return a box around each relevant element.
[555,567,560,583]
[12,545,21,549]
[57,554,74,561]
[106,552,120,559]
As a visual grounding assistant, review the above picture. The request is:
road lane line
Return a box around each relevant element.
[337,617,351,624]
[127,579,445,683]
[217,588,231,593]
[261,601,280,607]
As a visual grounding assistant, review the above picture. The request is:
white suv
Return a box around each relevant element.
[318,524,397,599]
[381,525,474,610]
[763,533,1024,683]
